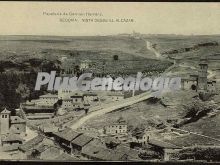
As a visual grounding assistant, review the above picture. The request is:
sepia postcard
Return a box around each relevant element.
[0,1,220,163]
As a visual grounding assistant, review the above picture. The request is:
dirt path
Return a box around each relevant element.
[71,91,153,130]
[145,40,162,59]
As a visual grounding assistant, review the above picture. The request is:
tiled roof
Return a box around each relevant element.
[33,144,49,153]
[40,146,62,160]
[116,144,140,160]
[2,134,24,142]
[53,128,82,142]
[71,134,93,147]
[19,135,44,152]
[10,116,26,124]
[40,124,59,133]
[82,144,124,161]
[87,138,105,147]
[1,108,11,114]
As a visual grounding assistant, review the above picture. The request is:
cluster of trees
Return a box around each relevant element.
[0,58,62,110]
[174,98,217,127]
[183,99,217,119]
[0,72,41,109]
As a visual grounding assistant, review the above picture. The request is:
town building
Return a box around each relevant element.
[207,80,217,92]
[39,123,59,137]
[18,135,45,159]
[32,145,63,160]
[181,58,216,92]
[70,92,84,104]
[81,143,126,161]
[115,144,140,160]
[21,105,55,120]
[71,134,94,154]
[52,128,82,154]
[1,133,24,146]
[104,118,127,135]
[62,98,74,109]
[18,135,62,160]
[106,92,124,102]
[83,92,99,102]
[131,131,149,144]
[0,108,26,136]
[36,94,58,107]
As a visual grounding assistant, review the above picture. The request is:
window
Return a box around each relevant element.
[2,115,4,118]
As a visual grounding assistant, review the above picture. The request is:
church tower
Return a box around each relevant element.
[198,58,208,91]
[0,108,11,135]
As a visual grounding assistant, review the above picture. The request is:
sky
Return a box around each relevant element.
[0,2,220,36]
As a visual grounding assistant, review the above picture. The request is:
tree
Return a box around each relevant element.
[0,92,5,106]
[16,83,30,102]
[0,65,5,73]
[183,99,217,118]
[113,55,119,61]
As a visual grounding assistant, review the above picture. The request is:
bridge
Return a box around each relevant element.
[71,91,154,130]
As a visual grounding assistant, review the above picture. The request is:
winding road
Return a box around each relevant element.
[145,41,162,59]
[71,40,217,131]
[71,91,153,130]
[70,40,166,130]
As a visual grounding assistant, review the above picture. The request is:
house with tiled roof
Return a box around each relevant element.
[18,134,59,160]
[81,143,125,161]
[0,108,26,136]
[115,144,141,160]
[35,145,63,160]
[1,133,24,146]
[18,135,45,159]
[39,123,59,136]
[71,134,93,154]
[52,128,82,154]
[37,94,58,107]
[104,117,128,135]
[0,108,26,147]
